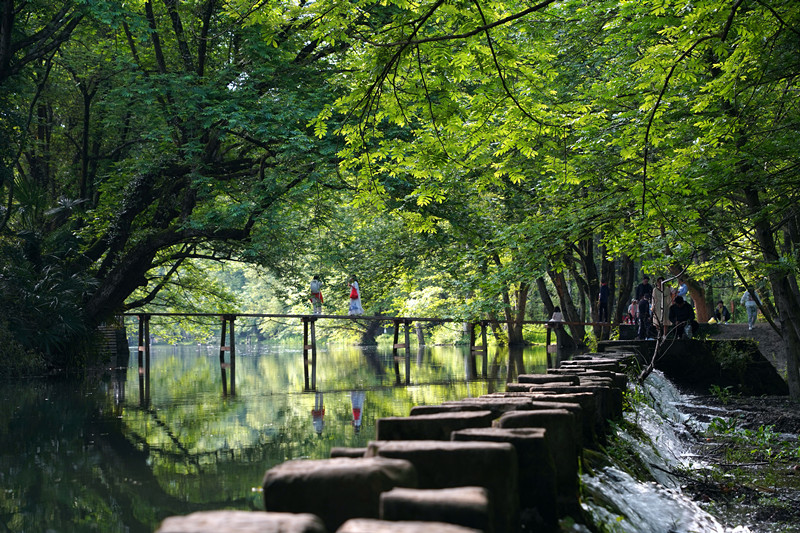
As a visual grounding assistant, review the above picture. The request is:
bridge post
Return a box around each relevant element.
[545,325,555,368]
[404,319,411,385]
[302,317,317,391]
[137,314,151,405]
[302,317,310,390]
[229,315,236,396]
[480,321,489,378]
[392,319,402,385]
[219,315,236,396]
[467,322,478,379]
[310,317,317,391]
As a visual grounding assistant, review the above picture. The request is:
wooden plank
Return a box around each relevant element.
[393,343,407,349]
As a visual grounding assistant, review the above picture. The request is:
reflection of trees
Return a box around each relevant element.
[0,344,549,532]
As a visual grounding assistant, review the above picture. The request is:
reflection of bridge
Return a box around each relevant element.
[124,312,609,399]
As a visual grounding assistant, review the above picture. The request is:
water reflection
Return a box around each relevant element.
[0,342,546,533]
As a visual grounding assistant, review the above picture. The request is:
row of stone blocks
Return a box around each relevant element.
[155,353,633,533]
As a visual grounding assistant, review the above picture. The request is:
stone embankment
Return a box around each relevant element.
[155,353,635,533]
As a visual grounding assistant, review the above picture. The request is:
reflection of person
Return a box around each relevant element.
[668,296,695,339]
[311,392,324,436]
[348,277,364,316]
[714,301,731,324]
[740,288,759,330]
[351,390,365,433]
[598,281,610,323]
[309,275,323,315]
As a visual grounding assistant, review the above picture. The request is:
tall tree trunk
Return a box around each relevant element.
[536,276,577,351]
[548,268,584,350]
[614,254,634,324]
[599,244,615,339]
[745,187,800,398]
[507,282,529,346]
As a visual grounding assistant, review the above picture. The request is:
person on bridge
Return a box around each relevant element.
[669,295,695,339]
[309,275,323,315]
[348,276,364,316]
[740,287,760,330]
[714,300,731,324]
[652,277,670,337]
[635,276,653,302]
[637,293,652,340]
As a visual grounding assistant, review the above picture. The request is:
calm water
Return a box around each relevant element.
[0,342,547,533]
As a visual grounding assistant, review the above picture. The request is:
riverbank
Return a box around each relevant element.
[678,393,800,532]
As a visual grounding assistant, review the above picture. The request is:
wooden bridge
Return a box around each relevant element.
[123,312,612,399]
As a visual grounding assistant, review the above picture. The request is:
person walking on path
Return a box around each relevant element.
[309,275,323,315]
[348,276,364,316]
[740,287,760,330]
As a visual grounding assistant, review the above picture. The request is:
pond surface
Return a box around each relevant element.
[0,342,547,533]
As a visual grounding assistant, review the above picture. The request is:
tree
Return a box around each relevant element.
[0,0,345,361]
[318,0,800,396]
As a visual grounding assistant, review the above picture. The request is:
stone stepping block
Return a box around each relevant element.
[330,447,367,458]
[576,370,628,390]
[439,397,537,417]
[489,391,597,446]
[377,411,494,441]
[496,409,579,515]
[507,384,622,427]
[262,457,418,532]
[155,510,325,533]
[336,518,482,533]
[409,404,487,415]
[517,374,579,385]
[380,486,491,533]
[560,359,621,372]
[451,427,558,530]
[366,440,518,533]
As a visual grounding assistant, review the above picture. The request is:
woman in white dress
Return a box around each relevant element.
[348,276,364,315]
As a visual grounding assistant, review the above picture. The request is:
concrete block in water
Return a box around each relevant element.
[410,404,486,415]
[377,411,494,441]
[442,397,536,418]
[380,486,492,533]
[155,511,326,533]
[496,409,579,515]
[561,359,621,373]
[513,384,622,431]
[366,440,518,533]
[451,427,558,530]
[518,374,580,385]
[330,447,367,458]
[262,457,418,532]
[337,518,482,533]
